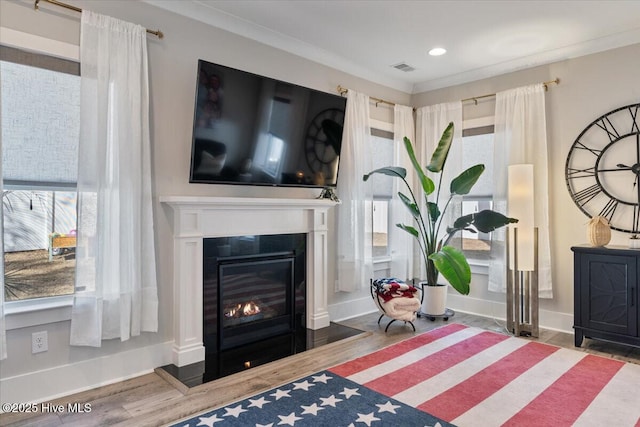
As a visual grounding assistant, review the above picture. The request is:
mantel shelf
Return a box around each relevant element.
[160,195,339,210]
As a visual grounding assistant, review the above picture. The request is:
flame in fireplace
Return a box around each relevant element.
[225,301,261,318]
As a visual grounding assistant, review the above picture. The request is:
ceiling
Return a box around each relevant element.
[145,0,640,94]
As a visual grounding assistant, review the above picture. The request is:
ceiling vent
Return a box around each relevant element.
[391,62,416,72]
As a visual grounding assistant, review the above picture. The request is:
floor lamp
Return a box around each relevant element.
[506,164,539,337]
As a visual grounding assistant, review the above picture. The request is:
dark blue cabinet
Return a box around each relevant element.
[572,245,639,348]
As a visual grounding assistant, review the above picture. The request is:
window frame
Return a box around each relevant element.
[1,27,80,329]
[369,122,395,265]
[372,197,391,259]
[460,117,495,275]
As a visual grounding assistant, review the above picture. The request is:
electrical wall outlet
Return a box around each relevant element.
[32,331,48,354]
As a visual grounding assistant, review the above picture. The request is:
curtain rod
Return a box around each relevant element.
[461,78,560,105]
[337,85,396,107]
[338,78,560,108]
[34,0,164,39]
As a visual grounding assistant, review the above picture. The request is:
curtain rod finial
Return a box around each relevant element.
[543,78,560,91]
[145,28,164,38]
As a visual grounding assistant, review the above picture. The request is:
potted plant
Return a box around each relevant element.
[363,122,518,315]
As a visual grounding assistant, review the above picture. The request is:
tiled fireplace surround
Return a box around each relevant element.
[160,196,338,367]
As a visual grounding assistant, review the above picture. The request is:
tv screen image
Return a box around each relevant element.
[190,59,347,188]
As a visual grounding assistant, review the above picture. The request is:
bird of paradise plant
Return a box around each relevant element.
[363,122,518,295]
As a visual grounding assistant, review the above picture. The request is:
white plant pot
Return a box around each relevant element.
[630,239,640,249]
[420,283,448,316]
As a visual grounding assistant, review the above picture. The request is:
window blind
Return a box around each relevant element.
[1,50,80,186]
[370,132,394,198]
[461,132,494,197]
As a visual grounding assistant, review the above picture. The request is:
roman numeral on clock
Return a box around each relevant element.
[629,105,640,133]
[598,198,618,222]
[595,117,620,142]
[566,167,595,179]
[573,184,601,206]
[572,141,602,157]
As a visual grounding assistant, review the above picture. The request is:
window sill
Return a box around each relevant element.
[467,259,489,275]
[371,256,488,275]
[4,295,73,330]
[373,255,392,264]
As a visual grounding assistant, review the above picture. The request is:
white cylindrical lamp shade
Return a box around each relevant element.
[508,164,535,271]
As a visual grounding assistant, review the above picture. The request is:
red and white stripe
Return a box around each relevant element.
[330,323,640,426]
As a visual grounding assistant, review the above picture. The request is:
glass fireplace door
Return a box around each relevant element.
[218,255,295,350]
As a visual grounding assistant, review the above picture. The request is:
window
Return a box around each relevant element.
[459,125,495,261]
[1,45,80,301]
[369,129,394,258]
[255,97,290,177]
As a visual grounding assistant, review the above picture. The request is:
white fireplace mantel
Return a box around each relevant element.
[160,196,338,367]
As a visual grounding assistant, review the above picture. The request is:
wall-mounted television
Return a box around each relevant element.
[189,59,347,188]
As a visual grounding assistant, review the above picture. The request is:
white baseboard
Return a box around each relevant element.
[172,342,206,367]
[328,294,573,335]
[329,296,378,323]
[0,341,174,404]
[446,294,505,321]
[446,294,574,334]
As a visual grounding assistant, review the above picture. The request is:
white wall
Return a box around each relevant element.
[411,43,640,332]
[0,0,407,403]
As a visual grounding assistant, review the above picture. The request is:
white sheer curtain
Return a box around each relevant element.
[336,90,372,292]
[488,83,553,297]
[415,102,463,280]
[0,88,5,360]
[389,104,415,282]
[70,11,158,347]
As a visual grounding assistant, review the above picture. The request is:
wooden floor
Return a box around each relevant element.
[2,311,639,427]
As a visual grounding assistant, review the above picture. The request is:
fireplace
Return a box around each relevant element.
[160,196,337,368]
[159,197,366,386]
[203,234,306,352]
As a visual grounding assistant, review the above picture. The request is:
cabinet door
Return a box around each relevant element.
[579,253,637,337]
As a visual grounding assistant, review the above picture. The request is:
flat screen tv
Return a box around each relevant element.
[189,59,347,188]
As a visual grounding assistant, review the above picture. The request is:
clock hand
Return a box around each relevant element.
[598,167,633,172]
[597,165,633,172]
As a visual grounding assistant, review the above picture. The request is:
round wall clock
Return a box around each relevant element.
[565,103,640,233]
[304,108,345,178]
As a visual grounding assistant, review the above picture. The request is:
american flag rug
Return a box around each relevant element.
[172,323,640,426]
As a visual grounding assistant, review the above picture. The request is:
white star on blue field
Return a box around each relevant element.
[173,371,455,427]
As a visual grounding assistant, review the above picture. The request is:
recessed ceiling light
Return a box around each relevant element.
[429,47,447,56]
